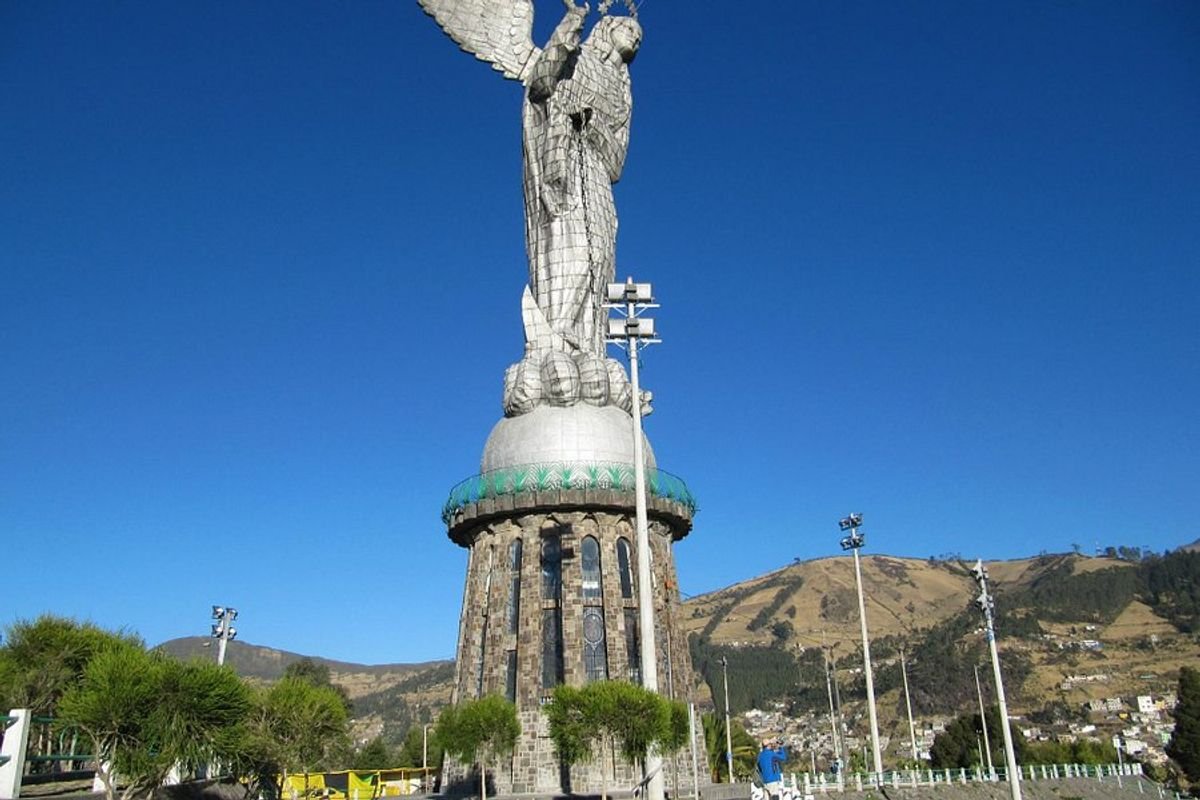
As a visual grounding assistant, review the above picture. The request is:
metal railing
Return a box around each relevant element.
[789,762,1149,794]
[443,461,697,522]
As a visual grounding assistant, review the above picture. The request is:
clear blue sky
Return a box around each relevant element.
[3,1,1197,665]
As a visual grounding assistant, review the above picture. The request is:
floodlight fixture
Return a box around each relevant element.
[209,603,240,667]
[838,513,863,532]
[606,280,653,304]
[839,532,864,551]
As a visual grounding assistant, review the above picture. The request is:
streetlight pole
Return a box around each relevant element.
[720,655,735,784]
[210,606,238,666]
[970,560,1021,800]
[839,514,882,780]
[422,723,433,792]
[607,278,663,800]
[974,664,995,780]
[900,648,919,764]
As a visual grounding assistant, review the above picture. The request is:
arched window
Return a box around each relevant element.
[617,538,634,599]
[541,536,561,600]
[507,539,523,634]
[580,536,607,681]
[624,609,641,684]
[477,545,494,697]
[540,534,564,689]
[581,536,602,602]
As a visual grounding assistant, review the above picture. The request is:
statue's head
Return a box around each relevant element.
[590,15,642,65]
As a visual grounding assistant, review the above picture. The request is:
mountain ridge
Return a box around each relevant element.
[155,547,1200,750]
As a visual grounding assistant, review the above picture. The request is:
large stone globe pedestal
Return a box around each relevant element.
[441,403,702,796]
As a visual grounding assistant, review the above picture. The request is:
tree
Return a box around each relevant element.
[57,646,251,800]
[396,724,442,770]
[436,695,520,800]
[701,712,756,782]
[0,615,141,715]
[1167,665,1200,783]
[545,681,688,800]
[930,706,1024,770]
[282,658,353,713]
[352,737,394,770]
[240,676,352,797]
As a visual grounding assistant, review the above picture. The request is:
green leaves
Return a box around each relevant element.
[57,646,252,800]
[1167,665,1200,782]
[545,681,688,768]
[0,615,142,715]
[435,694,520,766]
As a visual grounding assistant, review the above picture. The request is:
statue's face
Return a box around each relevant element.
[609,18,642,63]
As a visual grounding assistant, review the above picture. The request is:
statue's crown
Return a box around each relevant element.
[598,0,638,18]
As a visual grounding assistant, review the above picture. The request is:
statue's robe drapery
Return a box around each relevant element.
[522,23,631,356]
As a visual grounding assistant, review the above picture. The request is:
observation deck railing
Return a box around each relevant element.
[442,461,696,524]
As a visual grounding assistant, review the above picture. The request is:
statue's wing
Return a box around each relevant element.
[417,0,541,82]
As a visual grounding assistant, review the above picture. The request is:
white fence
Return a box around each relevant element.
[792,762,1151,794]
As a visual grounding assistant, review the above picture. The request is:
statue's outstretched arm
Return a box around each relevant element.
[527,3,588,102]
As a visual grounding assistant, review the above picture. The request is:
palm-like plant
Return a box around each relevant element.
[701,712,757,782]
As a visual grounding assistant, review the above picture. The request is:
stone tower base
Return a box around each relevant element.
[442,497,706,796]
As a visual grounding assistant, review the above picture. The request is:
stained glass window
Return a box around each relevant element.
[583,607,608,682]
[541,608,564,689]
[624,608,641,684]
[541,536,561,600]
[477,546,494,697]
[507,539,523,634]
[617,537,634,599]
[505,649,517,702]
[582,536,602,602]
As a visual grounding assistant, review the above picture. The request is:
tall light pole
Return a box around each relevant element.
[607,278,663,800]
[210,606,238,666]
[423,723,432,792]
[839,514,882,780]
[720,655,735,784]
[970,560,1021,800]
[900,648,919,764]
[974,663,995,780]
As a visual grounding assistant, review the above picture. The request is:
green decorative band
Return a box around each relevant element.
[442,461,696,523]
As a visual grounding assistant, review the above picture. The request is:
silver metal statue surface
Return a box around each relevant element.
[419,0,648,418]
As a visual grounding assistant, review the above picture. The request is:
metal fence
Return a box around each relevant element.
[792,762,1151,794]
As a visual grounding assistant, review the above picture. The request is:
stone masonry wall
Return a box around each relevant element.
[442,506,708,796]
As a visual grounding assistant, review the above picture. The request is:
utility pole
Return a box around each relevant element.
[970,560,1021,800]
[974,664,995,780]
[839,514,882,780]
[720,655,735,783]
[831,658,847,768]
[423,723,431,791]
[688,703,701,800]
[900,648,919,763]
[823,647,842,765]
[606,279,663,800]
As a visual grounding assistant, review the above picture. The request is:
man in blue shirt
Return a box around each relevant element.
[757,739,788,798]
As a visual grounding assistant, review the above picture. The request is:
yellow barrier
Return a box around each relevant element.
[282,768,437,799]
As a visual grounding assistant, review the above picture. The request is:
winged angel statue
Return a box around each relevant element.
[419,0,648,418]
